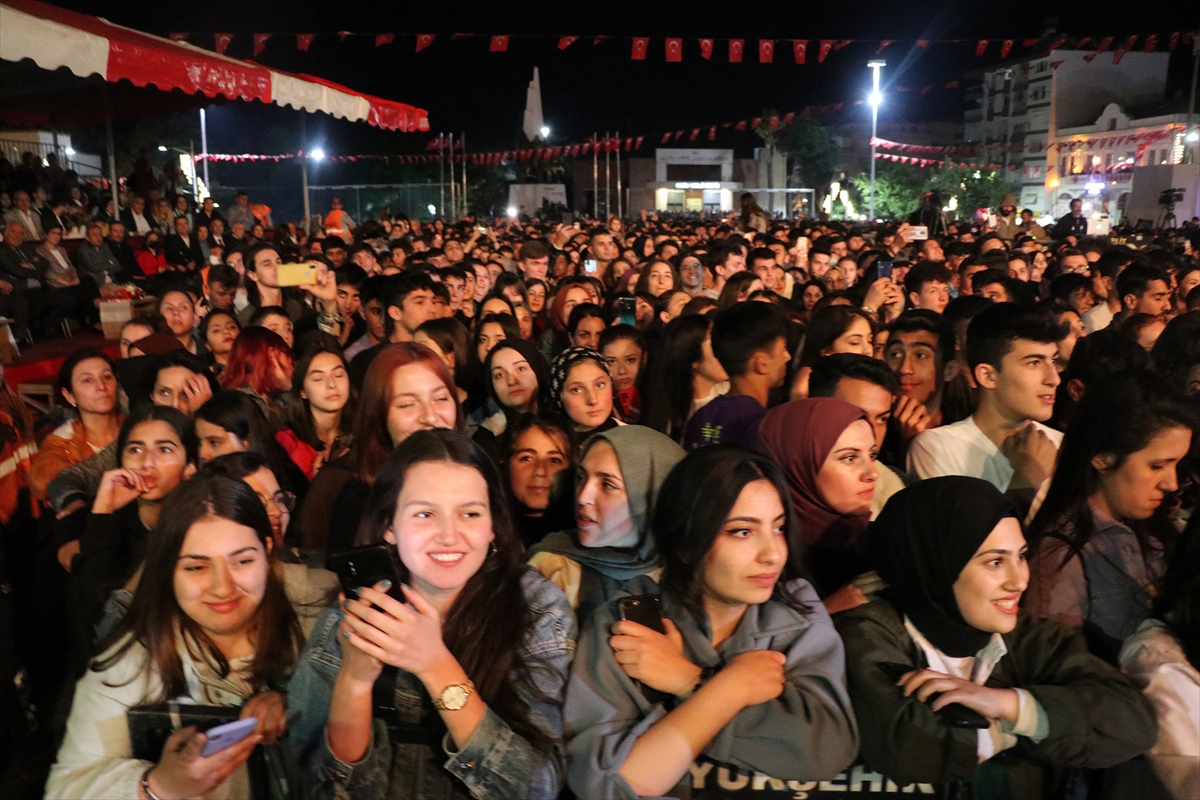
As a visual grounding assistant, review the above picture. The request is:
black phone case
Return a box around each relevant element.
[327,545,405,606]
[617,594,666,634]
[876,662,990,729]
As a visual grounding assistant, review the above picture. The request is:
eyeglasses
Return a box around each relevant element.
[273,490,296,512]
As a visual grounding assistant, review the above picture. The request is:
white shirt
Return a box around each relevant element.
[1082,302,1115,334]
[129,210,151,235]
[905,616,1047,762]
[907,415,1063,492]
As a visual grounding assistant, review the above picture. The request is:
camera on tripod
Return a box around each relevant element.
[1159,188,1185,206]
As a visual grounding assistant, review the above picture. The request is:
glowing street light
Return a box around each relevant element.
[867,60,886,221]
[540,125,551,139]
[157,145,168,152]
[309,148,325,161]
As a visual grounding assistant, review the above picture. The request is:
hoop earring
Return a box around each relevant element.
[488,541,498,558]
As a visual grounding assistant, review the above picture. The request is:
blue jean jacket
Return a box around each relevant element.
[286,568,576,800]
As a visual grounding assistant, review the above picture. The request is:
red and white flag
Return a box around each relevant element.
[759,40,774,62]
[215,34,233,55]
[631,37,648,60]
[490,35,509,52]
[558,36,577,50]
[729,39,744,62]
[818,40,834,62]
[699,38,713,60]
[666,38,682,62]
[297,34,314,52]
[375,34,394,48]
[793,40,808,64]
[416,34,435,53]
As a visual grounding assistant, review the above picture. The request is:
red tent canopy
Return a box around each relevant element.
[0,0,429,131]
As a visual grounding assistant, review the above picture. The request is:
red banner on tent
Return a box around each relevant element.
[666,38,682,62]
[631,37,648,60]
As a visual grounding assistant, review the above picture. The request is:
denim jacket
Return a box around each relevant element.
[287,568,576,800]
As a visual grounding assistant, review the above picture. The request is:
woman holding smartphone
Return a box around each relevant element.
[287,430,576,800]
[47,475,305,800]
[565,446,858,798]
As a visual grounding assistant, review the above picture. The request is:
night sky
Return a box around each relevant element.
[36,1,1200,158]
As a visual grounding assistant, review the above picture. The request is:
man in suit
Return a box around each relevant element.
[2,191,44,241]
[119,195,155,236]
[40,199,71,236]
[193,196,225,232]
[0,222,68,338]
[164,215,201,271]
[105,222,141,282]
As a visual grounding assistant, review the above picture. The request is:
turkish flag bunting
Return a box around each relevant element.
[490,36,509,52]
[674,131,684,141]
[1169,33,1180,51]
[945,80,959,88]
[922,85,933,95]
[416,34,435,52]
[689,128,700,141]
[661,133,671,144]
[751,117,762,129]
[917,40,930,48]
[1076,38,1092,48]
[375,34,394,47]
[876,40,894,54]
[253,34,271,56]
[708,127,716,140]
[593,36,611,45]
[558,36,577,50]
[553,147,562,156]
[338,32,352,41]
[215,34,233,55]
[1000,39,1013,58]
[735,120,747,131]
[976,40,989,56]
[833,40,853,49]
[1050,60,1064,69]
[1094,36,1113,55]
[729,39,744,62]
[1023,38,1040,47]
[666,38,682,62]
[297,34,314,52]
[623,138,631,150]
[1143,34,1157,52]
[759,40,774,62]
[631,38,648,60]
[818,40,834,62]
[169,32,188,42]
[635,136,644,149]
[699,39,713,59]
[1048,37,1066,51]
[793,40,808,64]
[783,112,795,123]
[768,115,779,130]
[1124,35,1137,50]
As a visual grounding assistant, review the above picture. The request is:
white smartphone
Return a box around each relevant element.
[584,259,598,274]
[911,225,929,240]
[199,717,258,758]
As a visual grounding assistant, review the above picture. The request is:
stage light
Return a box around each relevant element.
[310,148,325,161]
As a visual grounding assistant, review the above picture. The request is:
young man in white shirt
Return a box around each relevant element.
[909,303,1065,494]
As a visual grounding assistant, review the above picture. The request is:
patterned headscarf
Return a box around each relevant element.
[549,346,613,416]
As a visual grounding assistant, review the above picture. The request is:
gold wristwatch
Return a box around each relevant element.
[433,680,475,711]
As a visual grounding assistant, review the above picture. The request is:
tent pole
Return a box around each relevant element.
[199,109,211,197]
[300,114,311,224]
[103,88,119,219]
[461,132,467,217]
[615,130,622,221]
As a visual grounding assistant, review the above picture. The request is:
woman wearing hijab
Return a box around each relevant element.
[474,338,553,462]
[836,477,1157,797]
[528,425,685,622]
[550,346,622,440]
[756,398,879,612]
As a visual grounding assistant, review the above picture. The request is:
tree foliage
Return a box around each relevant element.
[848,162,926,220]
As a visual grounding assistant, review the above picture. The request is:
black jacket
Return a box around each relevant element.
[164,233,201,268]
[1052,213,1088,240]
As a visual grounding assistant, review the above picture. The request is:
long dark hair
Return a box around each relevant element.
[1154,510,1200,668]
[1029,370,1197,566]
[652,445,811,617]
[639,314,711,442]
[93,475,303,699]
[797,305,875,369]
[354,430,551,752]
[279,340,356,451]
[119,404,198,466]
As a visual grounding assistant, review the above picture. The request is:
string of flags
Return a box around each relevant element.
[875,153,1013,171]
[169,30,1196,66]
[871,128,1177,155]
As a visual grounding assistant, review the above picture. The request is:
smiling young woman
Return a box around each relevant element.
[287,430,575,800]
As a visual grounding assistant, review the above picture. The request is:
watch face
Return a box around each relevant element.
[442,685,469,710]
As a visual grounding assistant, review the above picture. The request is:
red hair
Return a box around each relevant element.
[218,326,294,398]
[352,342,462,483]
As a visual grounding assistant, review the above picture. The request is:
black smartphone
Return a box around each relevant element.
[876,662,989,729]
[328,545,405,608]
[616,296,637,327]
[876,261,894,280]
[617,594,666,634]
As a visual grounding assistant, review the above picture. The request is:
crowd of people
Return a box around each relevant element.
[0,168,1199,800]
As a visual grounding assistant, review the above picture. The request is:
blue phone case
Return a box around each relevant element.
[200,716,258,757]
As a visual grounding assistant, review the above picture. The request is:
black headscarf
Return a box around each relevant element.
[869,476,1021,658]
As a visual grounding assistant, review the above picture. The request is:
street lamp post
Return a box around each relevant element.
[868,60,886,221]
